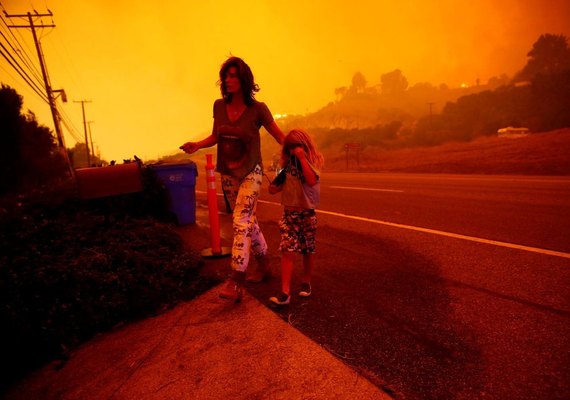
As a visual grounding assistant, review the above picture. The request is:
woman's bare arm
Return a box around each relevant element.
[180,134,217,154]
[265,120,285,145]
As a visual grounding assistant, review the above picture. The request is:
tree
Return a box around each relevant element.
[515,34,570,82]
[0,85,23,192]
[0,84,67,194]
[530,69,570,131]
[487,74,509,89]
[380,69,408,95]
[334,86,348,101]
[350,72,367,93]
[68,142,105,168]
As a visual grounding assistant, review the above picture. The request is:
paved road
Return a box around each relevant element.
[196,172,570,400]
[313,173,570,253]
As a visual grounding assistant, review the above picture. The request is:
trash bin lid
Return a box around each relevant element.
[149,161,197,185]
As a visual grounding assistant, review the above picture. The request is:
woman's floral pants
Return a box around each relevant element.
[221,165,268,272]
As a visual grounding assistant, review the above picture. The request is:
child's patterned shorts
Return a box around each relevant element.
[279,209,317,254]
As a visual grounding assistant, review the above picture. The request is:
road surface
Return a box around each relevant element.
[195,172,570,400]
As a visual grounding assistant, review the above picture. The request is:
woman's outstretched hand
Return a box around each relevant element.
[180,142,199,154]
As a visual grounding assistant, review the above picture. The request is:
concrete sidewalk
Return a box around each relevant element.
[5,287,390,400]
[4,200,392,400]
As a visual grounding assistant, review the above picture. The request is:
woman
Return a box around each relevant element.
[180,56,285,302]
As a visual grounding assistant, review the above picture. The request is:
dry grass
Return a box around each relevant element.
[324,128,570,175]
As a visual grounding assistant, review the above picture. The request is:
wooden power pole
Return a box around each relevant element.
[87,121,95,160]
[74,100,92,166]
[5,10,74,176]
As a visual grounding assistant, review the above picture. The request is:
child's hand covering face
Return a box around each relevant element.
[291,146,306,158]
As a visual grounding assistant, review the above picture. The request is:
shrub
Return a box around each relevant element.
[0,184,217,390]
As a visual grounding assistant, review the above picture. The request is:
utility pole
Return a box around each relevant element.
[5,10,74,177]
[426,102,435,133]
[427,102,435,117]
[74,100,92,166]
[87,121,95,160]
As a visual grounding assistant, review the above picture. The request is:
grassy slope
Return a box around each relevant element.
[322,129,570,175]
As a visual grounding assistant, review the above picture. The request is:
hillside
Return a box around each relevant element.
[322,128,570,175]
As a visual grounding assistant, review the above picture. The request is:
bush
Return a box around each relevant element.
[0,184,217,390]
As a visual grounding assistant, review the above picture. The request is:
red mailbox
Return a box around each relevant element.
[75,163,143,199]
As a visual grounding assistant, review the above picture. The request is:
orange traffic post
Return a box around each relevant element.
[201,154,231,258]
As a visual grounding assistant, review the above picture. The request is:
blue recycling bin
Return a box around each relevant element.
[150,161,198,225]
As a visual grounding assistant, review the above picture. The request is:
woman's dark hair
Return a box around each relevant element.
[218,57,259,105]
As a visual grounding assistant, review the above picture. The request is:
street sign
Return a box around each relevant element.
[344,143,361,169]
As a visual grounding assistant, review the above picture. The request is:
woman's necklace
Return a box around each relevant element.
[228,104,245,120]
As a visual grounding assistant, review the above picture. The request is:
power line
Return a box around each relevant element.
[0,27,44,86]
[2,3,93,165]
[56,103,83,143]
[1,7,82,147]
[0,38,48,100]
[48,30,88,96]
[0,46,48,102]
[0,13,45,84]
[0,11,51,104]
[59,114,83,143]
[0,61,42,102]
[0,13,44,73]
[4,8,73,177]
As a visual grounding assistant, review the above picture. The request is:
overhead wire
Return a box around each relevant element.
[0,7,49,103]
[0,1,83,145]
[0,25,45,86]
[49,29,88,96]
[0,61,39,99]
[0,2,53,87]
[0,36,47,96]
[0,2,41,67]
[40,0,86,146]
[59,117,83,144]
[57,103,83,143]
[6,27,45,83]
[0,44,48,101]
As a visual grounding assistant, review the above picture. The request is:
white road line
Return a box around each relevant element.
[330,186,404,193]
[256,199,570,260]
[196,191,570,259]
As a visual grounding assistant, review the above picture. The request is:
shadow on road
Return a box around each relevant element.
[247,222,485,400]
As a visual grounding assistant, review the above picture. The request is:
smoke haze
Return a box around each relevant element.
[1,0,569,161]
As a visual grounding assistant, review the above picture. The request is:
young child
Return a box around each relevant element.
[268,129,324,305]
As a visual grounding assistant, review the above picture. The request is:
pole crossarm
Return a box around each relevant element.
[4,11,53,17]
[6,24,55,28]
[4,11,55,28]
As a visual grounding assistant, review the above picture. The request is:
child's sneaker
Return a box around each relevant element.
[298,282,312,297]
[269,292,291,305]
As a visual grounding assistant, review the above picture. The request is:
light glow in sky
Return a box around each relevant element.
[1,0,569,161]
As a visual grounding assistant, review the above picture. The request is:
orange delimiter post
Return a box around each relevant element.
[205,154,222,254]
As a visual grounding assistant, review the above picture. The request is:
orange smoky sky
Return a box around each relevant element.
[1,0,569,162]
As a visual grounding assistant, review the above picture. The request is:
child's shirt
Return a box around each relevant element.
[276,156,320,209]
